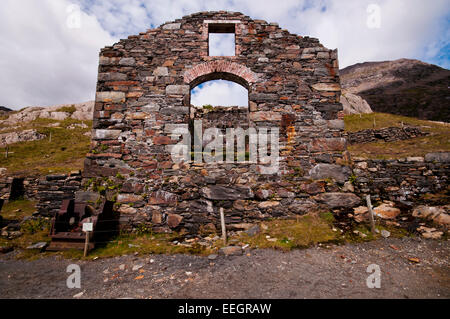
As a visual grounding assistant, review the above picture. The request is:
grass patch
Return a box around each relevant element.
[345,113,450,159]
[1,199,37,220]
[0,218,51,255]
[0,119,92,175]
[85,233,211,260]
[344,112,448,132]
[0,199,51,257]
[56,105,77,114]
[226,213,339,251]
[14,231,214,261]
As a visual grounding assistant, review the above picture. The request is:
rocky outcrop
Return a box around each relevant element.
[0,129,46,145]
[340,92,373,115]
[0,101,94,126]
[341,59,450,122]
[314,193,361,208]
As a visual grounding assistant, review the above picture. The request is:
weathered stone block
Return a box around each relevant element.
[142,103,161,113]
[327,120,345,130]
[166,85,190,95]
[75,191,100,203]
[314,193,361,208]
[374,204,401,220]
[309,164,352,183]
[119,58,136,66]
[117,194,144,203]
[250,112,282,122]
[149,190,177,205]
[312,83,341,91]
[309,138,347,152]
[152,211,163,224]
[167,214,183,228]
[96,92,126,103]
[153,67,169,76]
[162,23,181,30]
[201,185,253,200]
[94,129,122,140]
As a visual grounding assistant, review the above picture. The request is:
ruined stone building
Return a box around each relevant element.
[82,11,351,233]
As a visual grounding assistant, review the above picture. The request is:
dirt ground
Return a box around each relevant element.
[0,237,448,299]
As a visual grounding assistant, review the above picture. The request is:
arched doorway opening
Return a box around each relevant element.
[188,74,251,164]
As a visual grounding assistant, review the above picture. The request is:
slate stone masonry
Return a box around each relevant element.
[347,126,428,145]
[6,12,450,235]
[81,11,348,233]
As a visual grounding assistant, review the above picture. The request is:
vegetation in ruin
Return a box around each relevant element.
[345,112,450,159]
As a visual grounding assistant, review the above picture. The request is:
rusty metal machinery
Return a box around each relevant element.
[47,199,118,251]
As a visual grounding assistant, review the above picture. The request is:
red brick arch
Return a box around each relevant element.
[184,61,259,89]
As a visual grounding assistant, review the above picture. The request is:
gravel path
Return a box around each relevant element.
[0,238,448,299]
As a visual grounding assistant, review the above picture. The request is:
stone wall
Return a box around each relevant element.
[0,176,40,201]
[36,172,82,217]
[29,151,449,234]
[82,11,348,233]
[347,126,427,145]
[353,152,450,203]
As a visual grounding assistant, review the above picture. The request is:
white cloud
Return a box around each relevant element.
[209,34,235,56]
[0,0,116,109]
[0,0,448,109]
[191,80,248,107]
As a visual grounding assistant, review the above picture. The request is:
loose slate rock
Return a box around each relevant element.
[219,246,243,256]
[201,185,253,200]
[314,193,361,208]
[26,242,48,251]
[245,225,261,237]
[208,254,218,260]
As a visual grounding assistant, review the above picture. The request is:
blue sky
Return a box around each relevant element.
[0,0,448,109]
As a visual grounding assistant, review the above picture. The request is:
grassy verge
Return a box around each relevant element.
[224,212,340,251]
[1,199,37,220]
[0,119,92,175]
[0,200,51,256]
[345,113,450,159]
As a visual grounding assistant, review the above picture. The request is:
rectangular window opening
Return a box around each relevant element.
[208,23,236,56]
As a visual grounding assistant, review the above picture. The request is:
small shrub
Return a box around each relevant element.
[21,218,50,235]
[56,105,77,114]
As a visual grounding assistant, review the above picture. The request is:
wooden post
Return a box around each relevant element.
[366,195,376,235]
[220,207,227,245]
[83,231,89,257]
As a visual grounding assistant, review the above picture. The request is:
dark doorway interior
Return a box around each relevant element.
[9,178,25,200]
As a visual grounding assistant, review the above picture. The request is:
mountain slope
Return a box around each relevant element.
[340,59,450,122]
